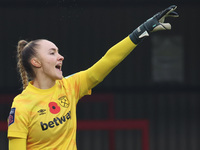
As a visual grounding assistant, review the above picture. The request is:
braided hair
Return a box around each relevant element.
[17,39,40,89]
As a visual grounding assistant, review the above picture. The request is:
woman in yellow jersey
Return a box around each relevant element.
[8,5,178,150]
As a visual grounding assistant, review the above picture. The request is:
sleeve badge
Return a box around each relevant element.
[8,108,16,126]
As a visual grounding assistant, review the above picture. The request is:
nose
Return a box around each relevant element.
[58,53,64,61]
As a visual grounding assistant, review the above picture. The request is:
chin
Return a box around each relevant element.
[54,71,63,80]
[56,75,63,80]
[58,76,63,80]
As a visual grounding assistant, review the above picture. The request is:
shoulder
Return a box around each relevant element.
[13,92,31,104]
[61,72,79,83]
[11,91,35,112]
[12,94,29,111]
[13,93,26,104]
[64,73,76,79]
[64,71,87,80]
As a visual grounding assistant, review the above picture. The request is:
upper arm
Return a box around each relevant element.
[9,138,26,150]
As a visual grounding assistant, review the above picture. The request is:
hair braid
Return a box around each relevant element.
[17,40,29,90]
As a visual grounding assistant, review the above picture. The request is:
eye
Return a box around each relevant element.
[50,52,55,55]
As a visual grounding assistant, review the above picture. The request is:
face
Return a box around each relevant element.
[33,40,64,81]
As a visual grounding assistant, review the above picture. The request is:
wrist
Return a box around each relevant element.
[129,23,149,45]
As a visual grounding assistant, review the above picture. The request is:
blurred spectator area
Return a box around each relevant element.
[0,1,200,150]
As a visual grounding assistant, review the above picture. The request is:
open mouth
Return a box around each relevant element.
[55,64,62,71]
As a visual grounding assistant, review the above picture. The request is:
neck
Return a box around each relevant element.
[32,77,56,89]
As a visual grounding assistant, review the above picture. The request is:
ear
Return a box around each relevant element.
[31,57,41,68]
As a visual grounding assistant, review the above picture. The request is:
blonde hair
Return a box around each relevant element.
[17,39,40,90]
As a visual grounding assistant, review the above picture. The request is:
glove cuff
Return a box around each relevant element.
[129,23,149,45]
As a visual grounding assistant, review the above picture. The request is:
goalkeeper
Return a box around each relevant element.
[8,5,178,150]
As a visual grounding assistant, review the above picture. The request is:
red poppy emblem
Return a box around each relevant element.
[49,102,61,114]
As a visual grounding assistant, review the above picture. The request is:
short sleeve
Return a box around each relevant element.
[7,100,29,139]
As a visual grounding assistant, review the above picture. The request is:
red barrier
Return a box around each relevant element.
[0,121,7,131]
[78,94,149,150]
[0,94,16,104]
[77,120,149,150]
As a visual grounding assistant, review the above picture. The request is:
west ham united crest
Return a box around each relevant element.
[58,96,70,108]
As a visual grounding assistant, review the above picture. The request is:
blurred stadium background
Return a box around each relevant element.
[0,0,200,150]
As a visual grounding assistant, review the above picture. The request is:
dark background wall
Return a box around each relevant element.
[0,0,199,150]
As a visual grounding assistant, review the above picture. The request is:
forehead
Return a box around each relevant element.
[37,40,58,51]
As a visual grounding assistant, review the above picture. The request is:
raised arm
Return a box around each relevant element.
[84,5,178,90]
[85,36,136,89]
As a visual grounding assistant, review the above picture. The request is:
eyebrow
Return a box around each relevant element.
[49,48,59,52]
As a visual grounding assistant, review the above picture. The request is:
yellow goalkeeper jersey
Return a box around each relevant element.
[8,71,91,150]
